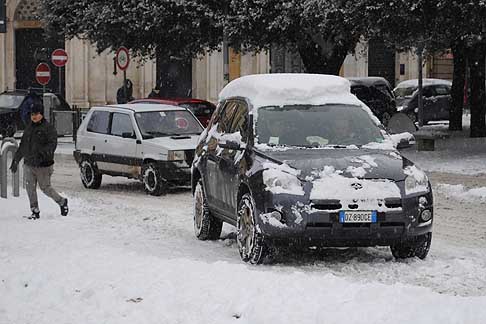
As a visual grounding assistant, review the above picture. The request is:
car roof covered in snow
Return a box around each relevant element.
[395,78,452,89]
[219,74,363,110]
[96,103,187,113]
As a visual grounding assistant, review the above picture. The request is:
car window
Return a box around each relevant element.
[179,102,215,116]
[229,101,250,142]
[217,101,238,133]
[423,87,435,98]
[0,94,25,109]
[351,86,371,101]
[256,104,384,147]
[87,110,110,134]
[110,113,134,137]
[434,85,450,96]
[134,110,203,137]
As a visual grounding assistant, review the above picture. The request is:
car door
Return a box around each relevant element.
[102,112,139,176]
[433,85,452,120]
[217,100,250,216]
[203,101,238,212]
[84,109,111,163]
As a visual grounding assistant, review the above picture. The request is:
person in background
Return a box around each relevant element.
[19,89,42,126]
[148,81,162,98]
[116,79,135,104]
[10,103,68,220]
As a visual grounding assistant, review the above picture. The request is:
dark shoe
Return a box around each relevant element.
[60,198,69,216]
[28,210,40,220]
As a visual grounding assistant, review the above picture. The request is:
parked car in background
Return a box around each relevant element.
[130,98,216,127]
[74,104,203,195]
[0,90,70,137]
[394,79,452,124]
[348,77,397,126]
[192,74,433,264]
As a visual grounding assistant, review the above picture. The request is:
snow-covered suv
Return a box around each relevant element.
[192,74,433,264]
[74,104,203,195]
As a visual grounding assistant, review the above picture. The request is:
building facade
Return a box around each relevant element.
[1,0,452,109]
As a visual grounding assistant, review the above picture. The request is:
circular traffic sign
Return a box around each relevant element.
[116,47,130,71]
[35,63,51,85]
[51,48,68,67]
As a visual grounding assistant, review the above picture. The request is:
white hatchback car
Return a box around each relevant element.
[74,104,203,195]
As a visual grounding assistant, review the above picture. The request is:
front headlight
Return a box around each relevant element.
[262,163,305,196]
[168,150,185,161]
[404,165,429,195]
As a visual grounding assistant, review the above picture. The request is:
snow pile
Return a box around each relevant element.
[262,162,305,196]
[436,184,486,203]
[390,132,415,145]
[310,166,401,211]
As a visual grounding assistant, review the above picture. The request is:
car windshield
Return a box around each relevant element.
[256,104,384,147]
[394,87,416,98]
[179,103,214,116]
[0,94,25,109]
[134,110,203,137]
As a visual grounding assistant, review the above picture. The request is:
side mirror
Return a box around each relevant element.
[219,140,244,151]
[122,132,135,139]
[397,138,412,150]
[390,132,415,150]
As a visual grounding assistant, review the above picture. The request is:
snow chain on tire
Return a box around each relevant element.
[237,193,268,265]
[193,180,222,240]
[391,232,432,260]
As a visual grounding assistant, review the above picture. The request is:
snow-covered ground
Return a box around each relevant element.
[1,151,486,324]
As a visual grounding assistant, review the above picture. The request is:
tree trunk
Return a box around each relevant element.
[449,44,466,131]
[468,43,486,138]
[297,40,348,75]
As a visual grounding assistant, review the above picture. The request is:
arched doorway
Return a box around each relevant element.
[14,0,64,94]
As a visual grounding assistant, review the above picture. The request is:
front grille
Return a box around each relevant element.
[311,200,342,210]
[384,199,402,209]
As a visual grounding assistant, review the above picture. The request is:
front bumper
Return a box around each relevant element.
[257,192,433,247]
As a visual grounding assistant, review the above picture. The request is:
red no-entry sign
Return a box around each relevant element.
[35,63,51,85]
[51,49,68,67]
[115,47,130,71]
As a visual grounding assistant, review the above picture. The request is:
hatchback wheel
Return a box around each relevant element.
[142,163,167,196]
[193,180,222,240]
[390,233,432,260]
[80,159,102,189]
[237,193,267,264]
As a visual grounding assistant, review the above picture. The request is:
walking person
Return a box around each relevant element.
[10,103,68,219]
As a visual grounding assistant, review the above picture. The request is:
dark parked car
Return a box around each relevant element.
[0,90,71,137]
[348,77,397,126]
[130,98,216,127]
[192,74,433,264]
[394,79,452,124]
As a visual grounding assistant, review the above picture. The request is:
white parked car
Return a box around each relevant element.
[74,104,203,195]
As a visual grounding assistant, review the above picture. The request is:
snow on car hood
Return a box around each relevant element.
[258,148,407,182]
[144,135,200,151]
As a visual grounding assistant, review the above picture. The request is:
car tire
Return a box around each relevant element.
[390,232,432,260]
[142,163,167,196]
[193,180,222,240]
[237,193,267,264]
[80,159,102,189]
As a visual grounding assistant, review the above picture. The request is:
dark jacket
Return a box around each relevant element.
[13,118,57,167]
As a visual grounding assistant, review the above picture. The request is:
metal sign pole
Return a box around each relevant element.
[418,45,424,127]
[59,67,62,95]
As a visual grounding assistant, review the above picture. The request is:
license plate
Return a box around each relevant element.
[339,211,377,223]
